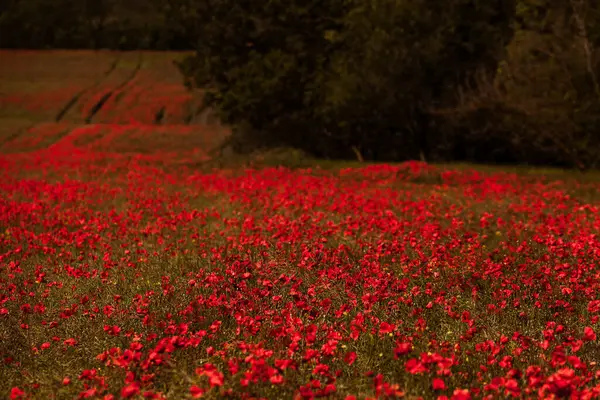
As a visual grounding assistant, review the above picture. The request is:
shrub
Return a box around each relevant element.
[176,0,349,155]
[178,0,516,162]
[441,0,600,169]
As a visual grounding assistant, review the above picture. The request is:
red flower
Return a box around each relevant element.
[583,326,597,341]
[189,386,205,398]
[544,368,580,397]
[10,387,25,400]
[121,383,140,398]
[103,325,121,336]
[344,351,357,366]
[196,364,224,387]
[379,322,395,335]
[588,300,600,314]
[313,363,330,375]
[394,342,412,358]
[79,388,98,398]
[451,388,471,400]
[406,358,428,374]
[433,378,446,390]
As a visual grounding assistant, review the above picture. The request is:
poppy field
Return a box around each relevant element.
[3,51,600,400]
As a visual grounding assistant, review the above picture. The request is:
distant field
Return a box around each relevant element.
[0,50,227,157]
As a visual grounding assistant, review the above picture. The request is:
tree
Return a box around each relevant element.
[178,0,516,161]
[441,0,600,168]
[177,0,350,153]
[316,0,516,161]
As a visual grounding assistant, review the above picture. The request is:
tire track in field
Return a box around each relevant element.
[0,119,38,151]
[38,123,80,150]
[0,127,28,150]
[154,106,166,124]
[55,56,120,123]
[0,122,73,152]
[84,53,143,124]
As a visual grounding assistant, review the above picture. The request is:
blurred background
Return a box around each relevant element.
[1,0,598,169]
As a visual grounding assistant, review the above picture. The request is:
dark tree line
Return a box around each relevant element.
[178,0,600,169]
[0,0,195,49]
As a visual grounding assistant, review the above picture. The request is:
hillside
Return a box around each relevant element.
[0,50,227,158]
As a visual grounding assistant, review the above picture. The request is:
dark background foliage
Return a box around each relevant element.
[0,0,195,49]
[2,0,599,168]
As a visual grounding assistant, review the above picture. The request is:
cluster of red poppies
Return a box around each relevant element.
[2,143,600,399]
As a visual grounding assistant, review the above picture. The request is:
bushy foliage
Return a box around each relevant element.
[179,0,516,161]
[316,0,515,160]
[440,0,600,169]
[0,0,193,49]
[178,0,600,169]
[177,0,350,155]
